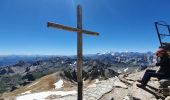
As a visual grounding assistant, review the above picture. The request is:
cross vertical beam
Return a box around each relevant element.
[77,5,83,100]
[47,4,99,100]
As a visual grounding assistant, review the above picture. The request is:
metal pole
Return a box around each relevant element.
[168,26,170,35]
[77,5,83,100]
[155,22,162,47]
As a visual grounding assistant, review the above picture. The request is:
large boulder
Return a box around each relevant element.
[159,79,170,96]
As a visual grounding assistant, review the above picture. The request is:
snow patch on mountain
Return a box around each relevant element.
[54,79,63,89]
[16,91,77,100]
[123,68,128,72]
[21,90,31,95]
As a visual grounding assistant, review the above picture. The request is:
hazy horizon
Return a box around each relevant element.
[0,50,154,56]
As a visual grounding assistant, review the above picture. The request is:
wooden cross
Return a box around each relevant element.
[47,5,99,100]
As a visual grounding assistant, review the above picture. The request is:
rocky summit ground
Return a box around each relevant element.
[2,67,170,100]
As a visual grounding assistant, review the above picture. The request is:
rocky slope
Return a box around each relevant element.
[3,67,170,100]
[0,52,157,99]
[0,59,119,94]
[100,67,170,100]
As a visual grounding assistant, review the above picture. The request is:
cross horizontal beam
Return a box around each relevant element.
[156,22,170,27]
[160,34,170,36]
[47,22,99,36]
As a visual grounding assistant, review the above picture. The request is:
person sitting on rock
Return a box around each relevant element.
[136,48,170,88]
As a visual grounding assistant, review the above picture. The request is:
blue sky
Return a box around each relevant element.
[0,0,170,55]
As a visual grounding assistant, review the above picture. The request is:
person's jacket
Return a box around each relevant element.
[156,54,170,76]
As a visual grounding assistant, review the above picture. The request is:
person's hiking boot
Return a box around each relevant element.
[136,83,145,88]
[137,79,142,83]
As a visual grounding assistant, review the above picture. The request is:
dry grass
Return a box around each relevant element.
[2,72,61,99]
[2,72,98,100]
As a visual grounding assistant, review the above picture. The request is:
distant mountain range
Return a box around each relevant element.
[0,55,57,67]
[0,51,155,67]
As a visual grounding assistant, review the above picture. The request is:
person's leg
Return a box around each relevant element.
[137,69,156,83]
[141,72,164,85]
[145,69,156,73]
[137,69,165,88]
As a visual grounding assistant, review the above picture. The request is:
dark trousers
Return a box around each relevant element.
[141,69,168,85]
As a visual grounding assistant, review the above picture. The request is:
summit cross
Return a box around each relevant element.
[47,5,99,100]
